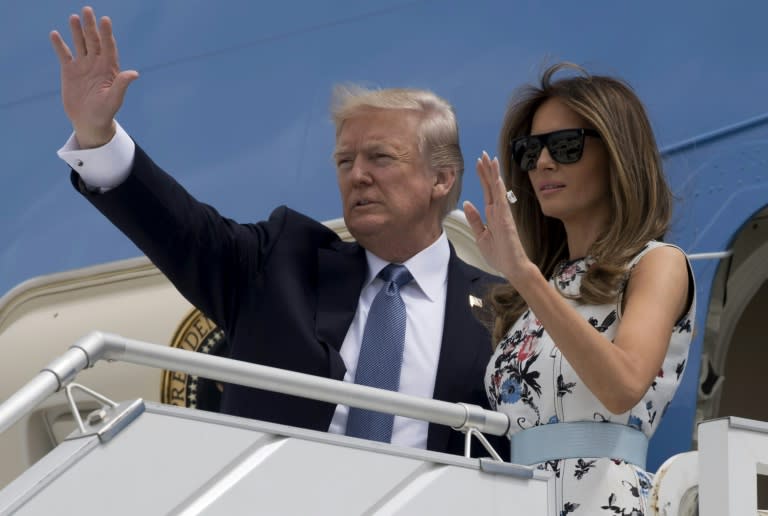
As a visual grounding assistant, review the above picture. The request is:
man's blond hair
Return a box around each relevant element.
[331,85,464,218]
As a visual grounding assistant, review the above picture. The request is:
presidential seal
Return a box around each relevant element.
[161,308,225,408]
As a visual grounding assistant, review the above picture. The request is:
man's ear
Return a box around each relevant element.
[431,166,456,200]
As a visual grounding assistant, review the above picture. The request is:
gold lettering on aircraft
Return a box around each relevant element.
[161,308,224,408]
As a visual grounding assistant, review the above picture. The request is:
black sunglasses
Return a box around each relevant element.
[510,128,601,171]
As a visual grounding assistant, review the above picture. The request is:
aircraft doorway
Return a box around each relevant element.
[716,280,768,421]
[697,206,768,507]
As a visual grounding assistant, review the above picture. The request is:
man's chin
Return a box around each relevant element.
[346,223,380,240]
[346,211,383,231]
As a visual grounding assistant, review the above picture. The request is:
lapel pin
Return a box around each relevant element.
[469,295,483,308]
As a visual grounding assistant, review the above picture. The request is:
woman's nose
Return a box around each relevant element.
[535,146,556,171]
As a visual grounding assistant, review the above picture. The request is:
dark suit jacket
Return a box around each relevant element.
[75,144,506,457]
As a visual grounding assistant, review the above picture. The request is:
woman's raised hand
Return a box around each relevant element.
[463,151,533,284]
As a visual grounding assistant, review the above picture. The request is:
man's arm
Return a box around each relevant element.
[49,7,280,332]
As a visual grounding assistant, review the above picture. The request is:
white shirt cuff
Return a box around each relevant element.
[57,121,135,191]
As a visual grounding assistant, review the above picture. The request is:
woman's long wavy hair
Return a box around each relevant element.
[491,63,672,345]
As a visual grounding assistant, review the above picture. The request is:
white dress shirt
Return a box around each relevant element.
[327,235,449,449]
[57,121,449,450]
[57,122,134,189]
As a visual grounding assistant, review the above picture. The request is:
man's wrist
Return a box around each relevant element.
[73,120,117,149]
[57,120,134,190]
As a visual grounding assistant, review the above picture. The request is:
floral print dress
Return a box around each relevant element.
[485,242,695,515]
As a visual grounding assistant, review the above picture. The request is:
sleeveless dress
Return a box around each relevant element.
[485,241,695,515]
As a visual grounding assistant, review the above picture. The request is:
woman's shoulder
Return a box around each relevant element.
[621,240,695,324]
[624,241,691,295]
[627,240,687,270]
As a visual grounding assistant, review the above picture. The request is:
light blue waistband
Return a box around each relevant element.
[510,421,648,469]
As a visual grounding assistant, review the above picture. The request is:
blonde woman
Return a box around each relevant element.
[463,63,695,514]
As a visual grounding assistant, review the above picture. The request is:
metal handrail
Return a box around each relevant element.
[0,331,511,440]
[686,251,733,261]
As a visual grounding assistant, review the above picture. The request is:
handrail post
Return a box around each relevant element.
[0,343,93,434]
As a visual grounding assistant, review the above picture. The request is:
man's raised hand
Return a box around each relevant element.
[50,6,138,148]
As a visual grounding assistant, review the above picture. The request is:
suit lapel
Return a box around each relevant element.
[316,241,367,380]
[427,246,486,452]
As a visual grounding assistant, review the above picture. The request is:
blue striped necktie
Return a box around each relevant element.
[345,263,413,443]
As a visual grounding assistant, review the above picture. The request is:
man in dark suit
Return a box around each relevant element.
[51,7,504,457]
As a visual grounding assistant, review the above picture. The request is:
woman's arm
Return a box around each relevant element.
[512,245,688,414]
[464,153,689,414]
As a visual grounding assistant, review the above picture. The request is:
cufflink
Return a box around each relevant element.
[469,295,483,308]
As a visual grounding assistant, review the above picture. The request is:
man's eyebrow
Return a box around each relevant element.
[332,148,352,160]
[362,140,403,153]
[332,139,405,160]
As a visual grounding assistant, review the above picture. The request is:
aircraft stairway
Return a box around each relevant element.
[1,332,767,515]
